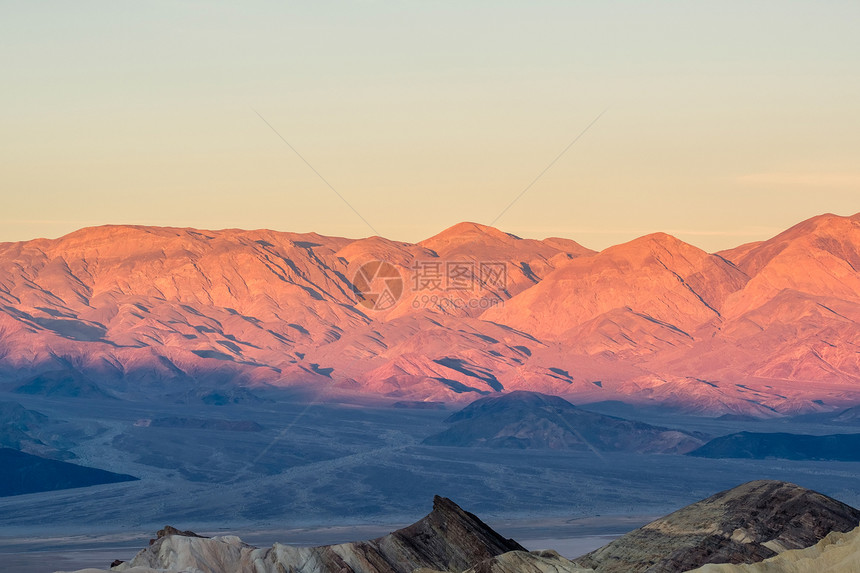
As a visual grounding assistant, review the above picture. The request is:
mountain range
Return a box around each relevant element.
[688,431,860,462]
[1,213,858,415]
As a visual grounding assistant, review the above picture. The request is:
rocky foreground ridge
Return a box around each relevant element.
[58,481,860,573]
[82,496,523,573]
[2,212,859,416]
[687,525,860,572]
[575,480,860,572]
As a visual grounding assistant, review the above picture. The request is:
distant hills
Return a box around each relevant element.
[0,213,858,415]
[423,391,705,454]
[0,400,93,459]
[0,447,137,497]
[0,401,50,454]
[13,369,116,399]
[688,431,860,461]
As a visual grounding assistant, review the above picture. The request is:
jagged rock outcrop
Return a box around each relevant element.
[150,524,205,542]
[117,533,253,572]
[260,495,525,573]
[68,496,523,573]
[574,480,860,573]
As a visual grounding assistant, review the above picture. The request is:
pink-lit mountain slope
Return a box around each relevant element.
[0,214,857,415]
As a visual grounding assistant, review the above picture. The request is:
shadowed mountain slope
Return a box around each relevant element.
[688,432,860,461]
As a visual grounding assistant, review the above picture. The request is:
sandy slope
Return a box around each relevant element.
[688,524,860,572]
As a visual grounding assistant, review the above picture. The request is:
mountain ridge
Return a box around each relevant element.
[1,214,858,415]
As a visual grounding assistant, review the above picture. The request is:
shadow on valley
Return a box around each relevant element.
[0,448,137,497]
[2,384,860,528]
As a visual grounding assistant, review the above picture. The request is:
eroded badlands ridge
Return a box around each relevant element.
[575,480,860,572]
[86,496,524,573]
[58,481,860,573]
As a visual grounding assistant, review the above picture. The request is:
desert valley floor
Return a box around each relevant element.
[3,388,860,572]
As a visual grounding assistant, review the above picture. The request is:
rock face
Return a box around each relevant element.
[687,523,860,572]
[2,213,859,414]
[688,432,860,462]
[108,496,524,573]
[574,480,860,573]
[118,533,254,572]
[423,391,705,454]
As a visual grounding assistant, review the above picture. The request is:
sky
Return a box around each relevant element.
[2,1,858,252]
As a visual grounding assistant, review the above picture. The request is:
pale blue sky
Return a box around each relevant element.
[2,1,858,250]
